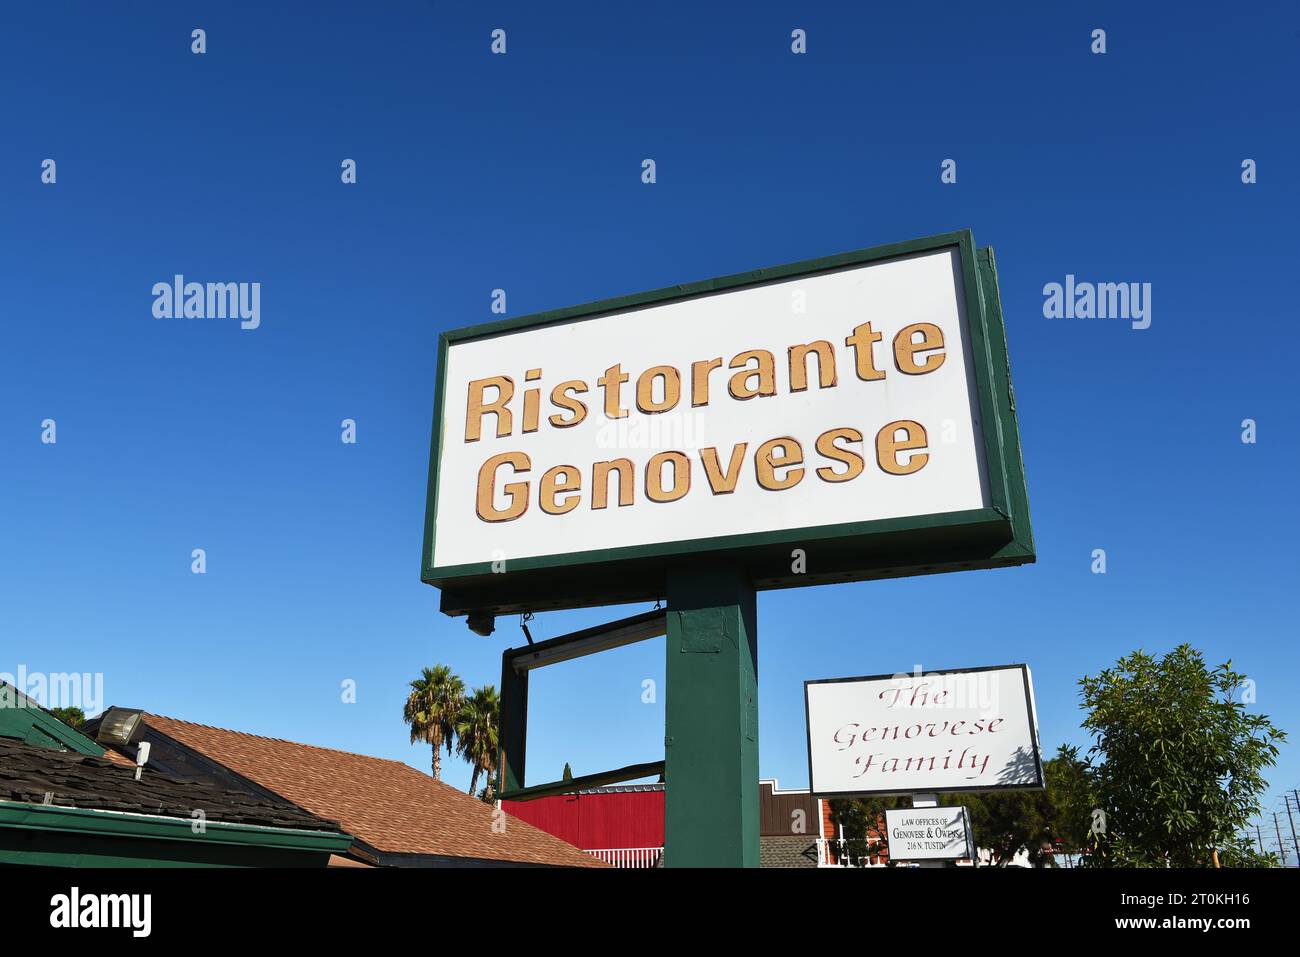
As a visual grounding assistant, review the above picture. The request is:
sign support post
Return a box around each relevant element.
[422,232,1038,869]
[663,564,759,867]
[910,793,945,869]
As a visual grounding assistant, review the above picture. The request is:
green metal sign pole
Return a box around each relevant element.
[663,563,759,867]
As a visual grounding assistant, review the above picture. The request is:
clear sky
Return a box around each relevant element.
[3,3,1297,856]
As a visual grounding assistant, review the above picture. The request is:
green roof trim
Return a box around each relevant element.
[0,681,106,757]
[0,799,354,855]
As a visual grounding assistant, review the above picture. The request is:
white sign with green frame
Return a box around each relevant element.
[421,230,1033,616]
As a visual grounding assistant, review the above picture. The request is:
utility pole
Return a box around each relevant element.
[1286,794,1300,866]
[1274,814,1286,867]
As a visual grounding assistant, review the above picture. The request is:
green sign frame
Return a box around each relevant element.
[421,230,1034,617]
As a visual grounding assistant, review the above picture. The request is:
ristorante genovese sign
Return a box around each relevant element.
[422,231,1033,614]
[466,311,949,520]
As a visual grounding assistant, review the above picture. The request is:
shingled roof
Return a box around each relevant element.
[139,714,604,867]
[0,737,343,833]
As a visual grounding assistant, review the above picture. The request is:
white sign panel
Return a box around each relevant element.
[884,806,974,861]
[805,664,1043,796]
[430,246,991,570]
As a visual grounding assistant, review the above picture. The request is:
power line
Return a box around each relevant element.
[1285,792,1300,864]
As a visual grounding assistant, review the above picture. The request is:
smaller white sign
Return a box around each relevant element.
[885,806,973,861]
[805,664,1044,796]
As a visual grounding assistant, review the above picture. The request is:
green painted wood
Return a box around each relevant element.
[0,827,332,868]
[498,760,665,802]
[497,611,667,800]
[438,508,1017,615]
[0,801,353,855]
[0,682,106,757]
[504,609,666,671]
[976,246,1035,558]
[663,564,758,867]
[498,649,528,797]
[420,331,451,590]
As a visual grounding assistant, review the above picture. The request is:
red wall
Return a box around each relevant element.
[504,789,665,849]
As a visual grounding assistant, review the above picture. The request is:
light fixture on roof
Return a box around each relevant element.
[95,707,144,747]
[134,741,151,781]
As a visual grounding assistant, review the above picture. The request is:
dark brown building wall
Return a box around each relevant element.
[759,780,821,837]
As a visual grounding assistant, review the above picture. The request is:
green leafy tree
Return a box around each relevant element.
[838,750,1087,868]
[1218,839,1278,868]
[1044,745,1093,857]
[562,762,573,781]
[48,706,85,730]
[954,789,1047,866]
[828,795,906,865]
[402,665,465,781]
[456,685,501,802]
[1075,644,1284,867]
[950,749,1091,867]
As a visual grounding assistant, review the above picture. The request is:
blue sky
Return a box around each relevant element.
[3,3,1297,855]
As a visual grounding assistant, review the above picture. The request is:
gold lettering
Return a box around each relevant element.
[646,451,690,502]
[636,365,682,414]
[893,323,946,375]
[598,363,630,419]
[815,427,864,482]
[592,458,634,509]
[700,444,748,494]
[539,465,580,515]
[691,357,723,407]
[755,437,805,490]
[875,420,929,475]
[476,451,530,522]
[788,341,837,392]
[548,380,588,428]
[844,322,885,381]
[728,350,776,400]
[465,376,514,441]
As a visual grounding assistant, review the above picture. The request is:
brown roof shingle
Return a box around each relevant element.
[0,738,342,833]
[142,714,603,867]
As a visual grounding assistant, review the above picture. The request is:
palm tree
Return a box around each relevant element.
[403,665,465,780]
[455,685,500,801]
